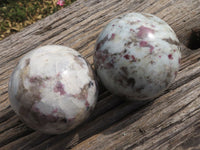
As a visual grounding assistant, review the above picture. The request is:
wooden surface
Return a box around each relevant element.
[0,0,200,149]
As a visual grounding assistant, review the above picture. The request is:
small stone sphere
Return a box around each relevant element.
[8,45,98,134]
[94,12,181,100]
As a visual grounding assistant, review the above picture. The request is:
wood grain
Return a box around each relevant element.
[0,0,200,149]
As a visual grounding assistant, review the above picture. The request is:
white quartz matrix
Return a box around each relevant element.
[94,12,181,100]
[9,45,98,134]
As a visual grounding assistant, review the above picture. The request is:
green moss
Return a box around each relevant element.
[0,0,76,40]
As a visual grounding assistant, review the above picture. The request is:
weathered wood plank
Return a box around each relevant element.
[0,0,200,149]
[73,71,200,150]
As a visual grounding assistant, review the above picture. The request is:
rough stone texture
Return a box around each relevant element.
[94,12,181,100]
[0,0,200,149]
[8,45,98,134]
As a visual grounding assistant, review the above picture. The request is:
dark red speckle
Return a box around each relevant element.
[54,81,66,95]
[159,56,162,58]
[124,54,136,62]
[179,58,181,64]
[137,26,154,38]
[168,54,173,60]
[131,55,136,62]
[130,29,134,32]
[124,54,130,59]
[112,24,115,27]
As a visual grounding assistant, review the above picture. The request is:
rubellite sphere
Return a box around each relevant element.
[94,12,181,100]
[9,45,98,134]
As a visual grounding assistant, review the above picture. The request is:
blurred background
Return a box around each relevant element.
[0,0,76,40]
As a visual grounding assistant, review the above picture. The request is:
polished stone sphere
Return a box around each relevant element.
[94,12,181,100]
[9,45,98,134]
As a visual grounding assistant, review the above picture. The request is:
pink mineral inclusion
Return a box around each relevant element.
[140,41,148,47]
[139,41,154,54]
[29,76,41,83]
[109,33,115,41]
[57,0,65,6]
[137,26,155,39]
[54,81,66,95]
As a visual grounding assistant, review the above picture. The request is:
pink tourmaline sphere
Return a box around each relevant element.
[94,12,181,100]
[9,45,98,134]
